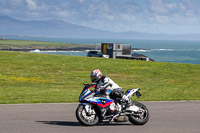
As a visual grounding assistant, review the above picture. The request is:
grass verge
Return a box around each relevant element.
[0,39,94,49]
[0,51,200,104]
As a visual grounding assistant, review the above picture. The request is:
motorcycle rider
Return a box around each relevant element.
[90,69,129,112]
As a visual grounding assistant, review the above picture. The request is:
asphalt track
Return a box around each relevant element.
[0,101,200,133]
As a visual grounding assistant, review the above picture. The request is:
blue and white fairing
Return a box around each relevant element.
[79,85,114,108]
[125,88,141,99]
[79,85,96,102]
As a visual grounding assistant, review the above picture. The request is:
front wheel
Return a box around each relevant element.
[128,101,149,125]
[76,104,99,126]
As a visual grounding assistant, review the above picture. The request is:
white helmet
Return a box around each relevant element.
[90,69,102,83]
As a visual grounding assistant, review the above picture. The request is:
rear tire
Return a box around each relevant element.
[128,101,149,125]
[76,104,99,126]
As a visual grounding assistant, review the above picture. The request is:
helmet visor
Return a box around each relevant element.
[90,75,97,82]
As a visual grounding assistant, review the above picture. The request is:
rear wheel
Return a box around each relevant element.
[128,101,149,125]
[76,104,99,126]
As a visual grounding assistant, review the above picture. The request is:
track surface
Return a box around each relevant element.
[0,101,200,133]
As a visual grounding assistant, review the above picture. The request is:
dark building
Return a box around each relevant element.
[101,43,132,58]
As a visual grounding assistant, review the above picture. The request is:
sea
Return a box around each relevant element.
[5,36,200,64]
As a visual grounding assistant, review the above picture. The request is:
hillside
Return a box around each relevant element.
[0,16,116,38]
[1,16,200,40]
[0,51,199,103]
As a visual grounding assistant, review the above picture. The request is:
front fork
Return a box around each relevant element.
[80,103,92,115]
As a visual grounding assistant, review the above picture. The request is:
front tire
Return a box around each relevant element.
[128,101,149,125]
[76,104,99,126]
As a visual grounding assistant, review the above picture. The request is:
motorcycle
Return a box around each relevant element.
[76,83,149,126]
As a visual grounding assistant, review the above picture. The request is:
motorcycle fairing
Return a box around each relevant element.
[125,88,140,98]
[79,85,96,102]
[86,97,114,108]
[125,89,132,95]
[106,89,112,94]
[79,91,93,102]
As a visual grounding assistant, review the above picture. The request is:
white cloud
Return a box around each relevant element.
[185,10,195,17]
[10,0,23,6]
[1,8,12,15]
[149,0,169,14]
[53,10,72,18]
[120,13,137,22]
[165,3,177,10]
[1,0,200,34]
[154,15,169,24]
[25,0,37,10]
[79,0,85,3]
[103,14,115,21]
[178,2,187,11]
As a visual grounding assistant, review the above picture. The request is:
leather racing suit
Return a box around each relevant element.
[94,75,124,100]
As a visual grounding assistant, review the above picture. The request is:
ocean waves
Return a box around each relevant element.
[132,49,200,52]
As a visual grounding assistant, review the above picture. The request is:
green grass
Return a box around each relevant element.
[0,39,94,49]
[0,51,200,104]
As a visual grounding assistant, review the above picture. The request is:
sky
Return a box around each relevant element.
[1,0,200,34]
